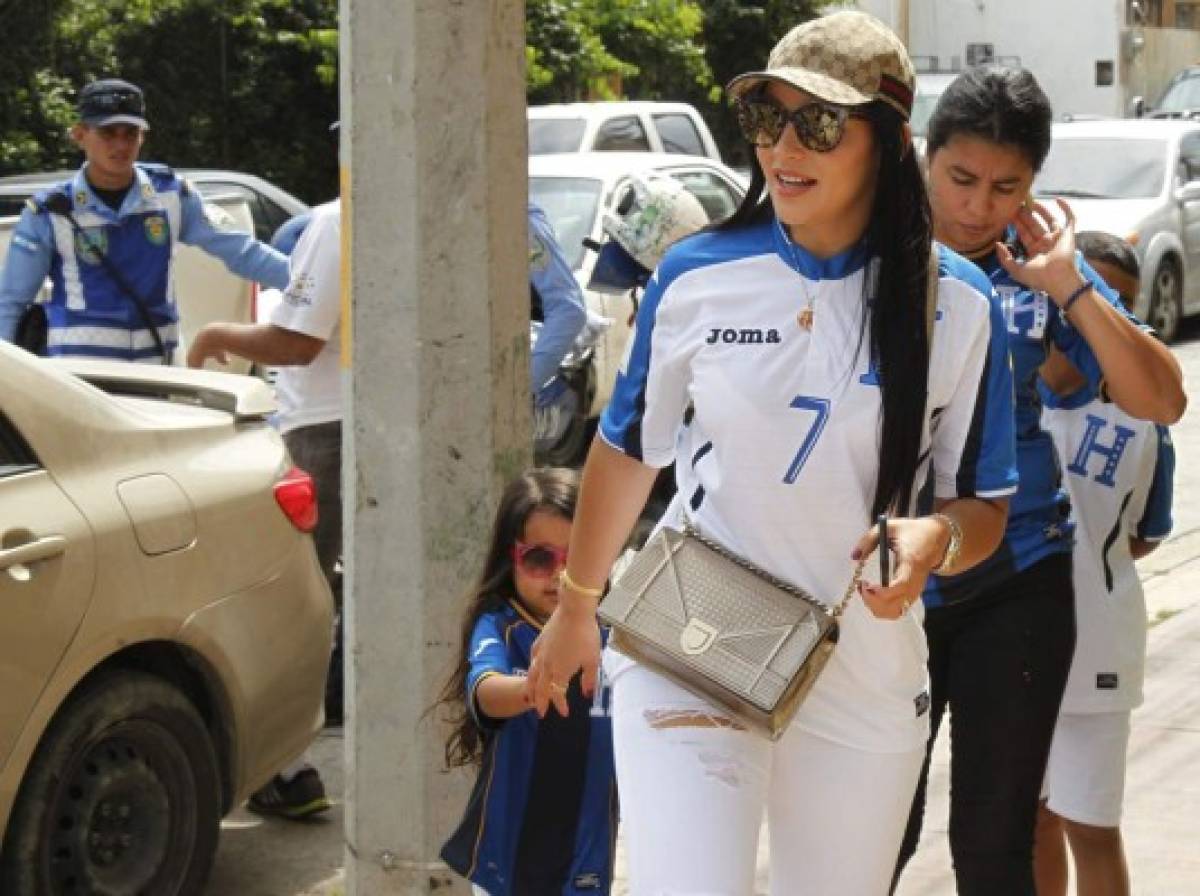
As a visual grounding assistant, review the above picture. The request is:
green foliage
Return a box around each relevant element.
[525,0,834,163]
[0,1,838,204]
[0,0,338,204]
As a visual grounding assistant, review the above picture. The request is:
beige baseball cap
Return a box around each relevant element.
[726,11,916,121]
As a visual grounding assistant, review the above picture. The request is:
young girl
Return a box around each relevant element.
[437,467,616,896]
[527,11,1021,894]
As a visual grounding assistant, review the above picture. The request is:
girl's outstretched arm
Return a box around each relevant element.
[526,438,660,718]
[475,674,533,720]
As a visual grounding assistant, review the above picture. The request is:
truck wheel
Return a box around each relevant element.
[0,671,221,896]
[1149,258,1182,343]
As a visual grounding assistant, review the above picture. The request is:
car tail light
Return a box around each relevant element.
[274,467,318,532]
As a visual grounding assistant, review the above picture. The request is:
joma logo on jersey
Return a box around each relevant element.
[997,284,1050,341]
[706,327,782,345]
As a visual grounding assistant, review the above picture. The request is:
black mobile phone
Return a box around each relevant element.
[877,514,890,587]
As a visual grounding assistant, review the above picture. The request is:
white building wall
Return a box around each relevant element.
[846,0,1126,117]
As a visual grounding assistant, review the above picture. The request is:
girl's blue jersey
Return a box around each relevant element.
[923,245,1144,606]
[440,601,616,896]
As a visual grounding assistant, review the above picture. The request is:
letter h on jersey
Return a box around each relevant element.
[1067,414,1137,488]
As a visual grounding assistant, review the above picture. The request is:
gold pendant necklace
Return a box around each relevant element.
[780,221,817,330]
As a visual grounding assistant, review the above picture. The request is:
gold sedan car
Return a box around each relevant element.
[0,342,333,895]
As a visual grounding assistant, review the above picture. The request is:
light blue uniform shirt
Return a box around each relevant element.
[528,202,586,392]
[0,162,289,360]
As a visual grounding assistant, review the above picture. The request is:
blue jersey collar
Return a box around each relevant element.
[772,217,869,280]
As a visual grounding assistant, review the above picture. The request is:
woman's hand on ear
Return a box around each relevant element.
[996,198,1085,300]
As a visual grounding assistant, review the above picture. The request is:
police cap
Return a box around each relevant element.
[78,79,149,130]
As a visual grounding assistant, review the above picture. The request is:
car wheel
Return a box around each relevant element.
[0,671,221,896]
[1149,258,1182,344]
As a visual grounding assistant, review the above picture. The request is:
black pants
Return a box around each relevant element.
[284,421,343,722]
[893,552,1075,896]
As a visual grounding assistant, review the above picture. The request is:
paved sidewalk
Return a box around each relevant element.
[207,547,1200,895]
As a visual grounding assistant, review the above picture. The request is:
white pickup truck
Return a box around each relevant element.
[0,193,262,374]
[529,101,722,161]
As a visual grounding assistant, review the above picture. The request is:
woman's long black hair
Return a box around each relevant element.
[432,466,579,768]
[719,97,933,519]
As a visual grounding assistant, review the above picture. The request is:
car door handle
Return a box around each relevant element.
[0,536,68,576]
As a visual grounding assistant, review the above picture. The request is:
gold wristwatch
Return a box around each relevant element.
[932,513,963,574]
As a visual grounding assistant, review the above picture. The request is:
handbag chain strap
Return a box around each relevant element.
[682,524,864,619]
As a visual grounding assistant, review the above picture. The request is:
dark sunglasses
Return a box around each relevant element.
[511,541,569,578]
[734,97,858,153]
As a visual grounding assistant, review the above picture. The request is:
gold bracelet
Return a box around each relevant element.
[931,512,964,574]
[558,569,605,599]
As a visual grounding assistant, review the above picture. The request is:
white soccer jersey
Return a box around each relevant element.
[600,218,1018,752]
[271,200,342,434]
[1041,389,1175,713]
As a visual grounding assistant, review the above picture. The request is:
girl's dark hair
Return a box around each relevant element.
[433,466,580,767]
[720,98,933,519]
[926,66,1053,172]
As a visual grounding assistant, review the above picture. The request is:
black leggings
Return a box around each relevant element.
[893,552,1075,896]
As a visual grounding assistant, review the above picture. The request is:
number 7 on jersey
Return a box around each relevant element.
[783,395,831,484]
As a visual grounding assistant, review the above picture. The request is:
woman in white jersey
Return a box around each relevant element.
[528,12,1020,894]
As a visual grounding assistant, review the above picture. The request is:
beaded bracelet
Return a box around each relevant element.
[1061,280,1092,318]
[559,569,605,599]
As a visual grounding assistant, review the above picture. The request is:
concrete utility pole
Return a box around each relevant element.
[897,0,911,47]
[339,1,529,893]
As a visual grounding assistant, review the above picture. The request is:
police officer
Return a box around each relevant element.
[0,78,290,361]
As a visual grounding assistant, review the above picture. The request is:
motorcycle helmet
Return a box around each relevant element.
[587,172,709,294]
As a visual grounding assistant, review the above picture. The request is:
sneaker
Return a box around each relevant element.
[248,768,331,820]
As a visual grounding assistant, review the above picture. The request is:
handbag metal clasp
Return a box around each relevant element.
[680,618,719,655]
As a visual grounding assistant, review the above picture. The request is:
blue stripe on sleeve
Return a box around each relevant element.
[940,247,1019,497]
[598,273,662,461]
[1137,424,1175,540]
[465,611,513,730]
[1053,256,1145,389]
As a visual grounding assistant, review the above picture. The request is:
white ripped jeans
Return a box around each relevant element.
[612,662,925,896]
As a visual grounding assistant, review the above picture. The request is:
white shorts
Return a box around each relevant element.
[611,660,925,895]
[1042,711,1132,827]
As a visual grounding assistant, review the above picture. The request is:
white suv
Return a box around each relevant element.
[529,101,722,161]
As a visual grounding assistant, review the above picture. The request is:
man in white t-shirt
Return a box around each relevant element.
[188,198,342,819]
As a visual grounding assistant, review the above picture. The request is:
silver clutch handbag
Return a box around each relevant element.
[598,525,861,741]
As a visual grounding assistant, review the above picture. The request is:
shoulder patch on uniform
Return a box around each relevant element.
[140,163,180,194]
